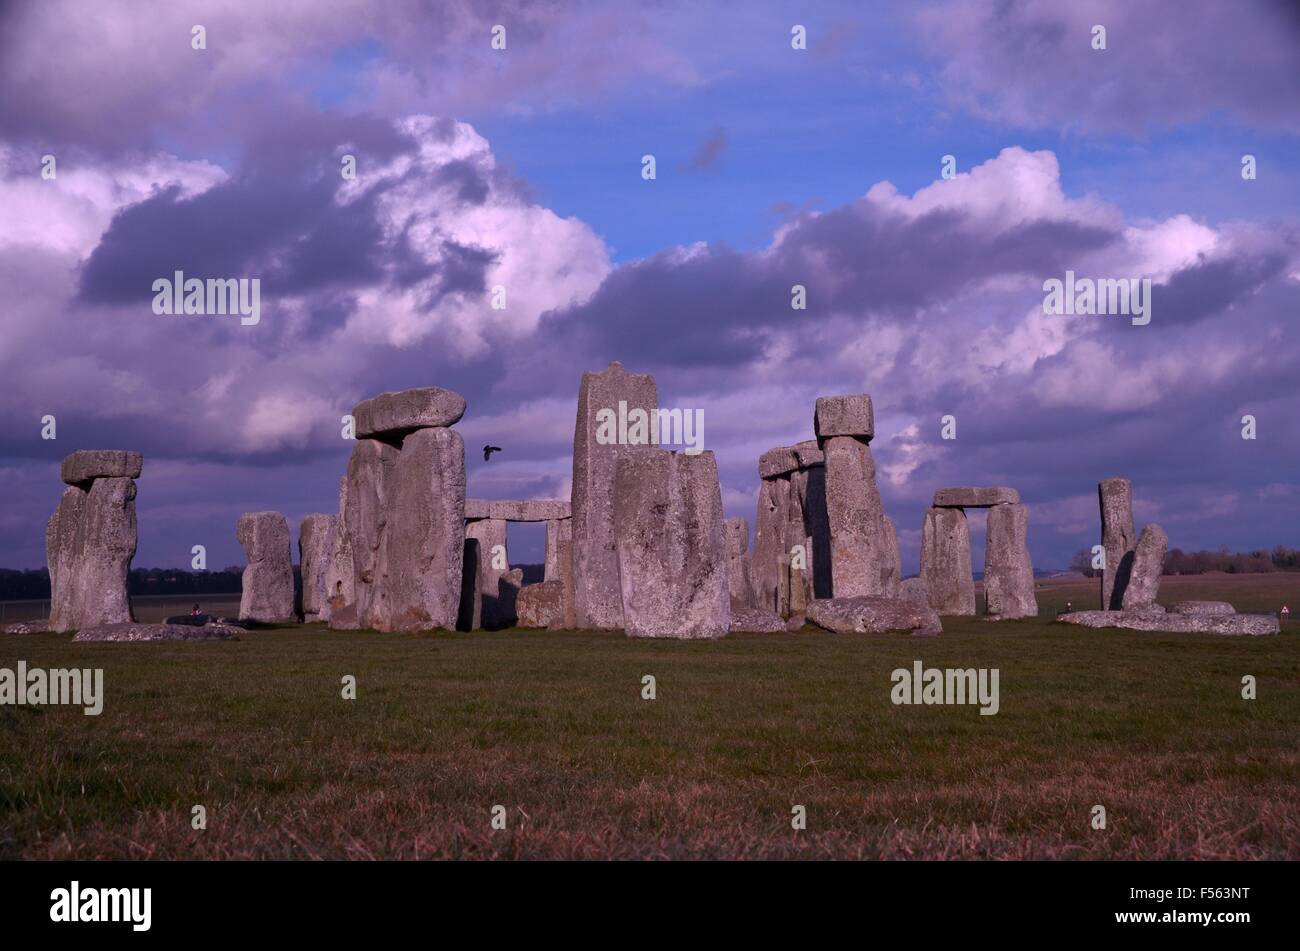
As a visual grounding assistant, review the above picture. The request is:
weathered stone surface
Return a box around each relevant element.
[807,596,942,636]
[899,576,931,607]
[572,362,658,630]
[1099,478,1137,610]
[466,499,571,522]
[881,516,902,598]
[372,426,466,631]
[4,621,50,634]
[814,394,874,440]
[548,538,577,631]
[342,438,399,625]
[821,436,887,598]
[74,622,239,642]
[1170,600,1236,616]
[920,506,974,615]
[351,386,466,438]
[323,476,355,622]
[614,448,729,639]
[60,450,143,486]
[785,470,812,612]
[544,517,572,582]
[465,517,509,628]
[730,607,787,633]
[751,474,792,613]
[725,517,754,610]
[984,503,1038,618]
[758,447,800,479]
[791,439,824,468]
[47,477,138,632]
[298,514,337,622]
[237,511,294,623]
[933,486,1019,508]
[516,580,563,628]
[1121,523,1168,611]
[1058,610,1278,636]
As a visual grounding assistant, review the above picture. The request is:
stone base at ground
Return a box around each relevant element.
[73,622,241,642]
[729,607,788,633]
[1057,610,1279,636]
[807,596,942,636]
[4,621,51,634]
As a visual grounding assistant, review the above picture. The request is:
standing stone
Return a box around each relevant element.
[1099,478,1137,610]
[543,518,572,582]
[323,476,355,624]
[984,503,1038,618]
[343,438,399,626]
[299,514,337,622]
[614,449,729,639]
[571,362,658,630]
[548,538,578,631]
[466,517,509,628]
[820,435,887,598]
[881,516,902,598]
[1122,523,1168,611]
[47,476,138,632]
[899,576,931,608]
[725,517,754,610]
[368,427,465,632]
[920,506,974,615]
[751,475,792,613]
[237,512,295,623]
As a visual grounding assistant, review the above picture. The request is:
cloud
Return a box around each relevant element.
[913,0,1300,133]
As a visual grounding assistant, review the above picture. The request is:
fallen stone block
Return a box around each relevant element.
[4,621,51,634]
[60,450,143,486]
[814,394,874,440]
[1057,610,1278,636]
[807,596,942,636]
[74,622,240,642]
[730,607,788,633]
[932,486,1019,508]
[516,580,564,628]
[351,386,466,439]
[899,577,931,607]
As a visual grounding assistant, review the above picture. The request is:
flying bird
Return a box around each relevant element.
[483,445,503,461]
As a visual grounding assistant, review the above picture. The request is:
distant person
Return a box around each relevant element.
[1282,605,1291,622]
[191,603,202,616]
[1056,600,1073,617]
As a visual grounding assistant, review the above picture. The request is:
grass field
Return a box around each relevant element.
[1,573,1297,859]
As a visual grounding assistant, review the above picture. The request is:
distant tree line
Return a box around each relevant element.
[0,567,247,601]
[1070,546,1300,578]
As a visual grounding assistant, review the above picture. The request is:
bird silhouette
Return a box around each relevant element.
[483,444,503,461]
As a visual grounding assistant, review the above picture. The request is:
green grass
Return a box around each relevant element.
[1,573,1297,859]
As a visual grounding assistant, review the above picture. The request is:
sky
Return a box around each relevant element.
[0,0,1298,574]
